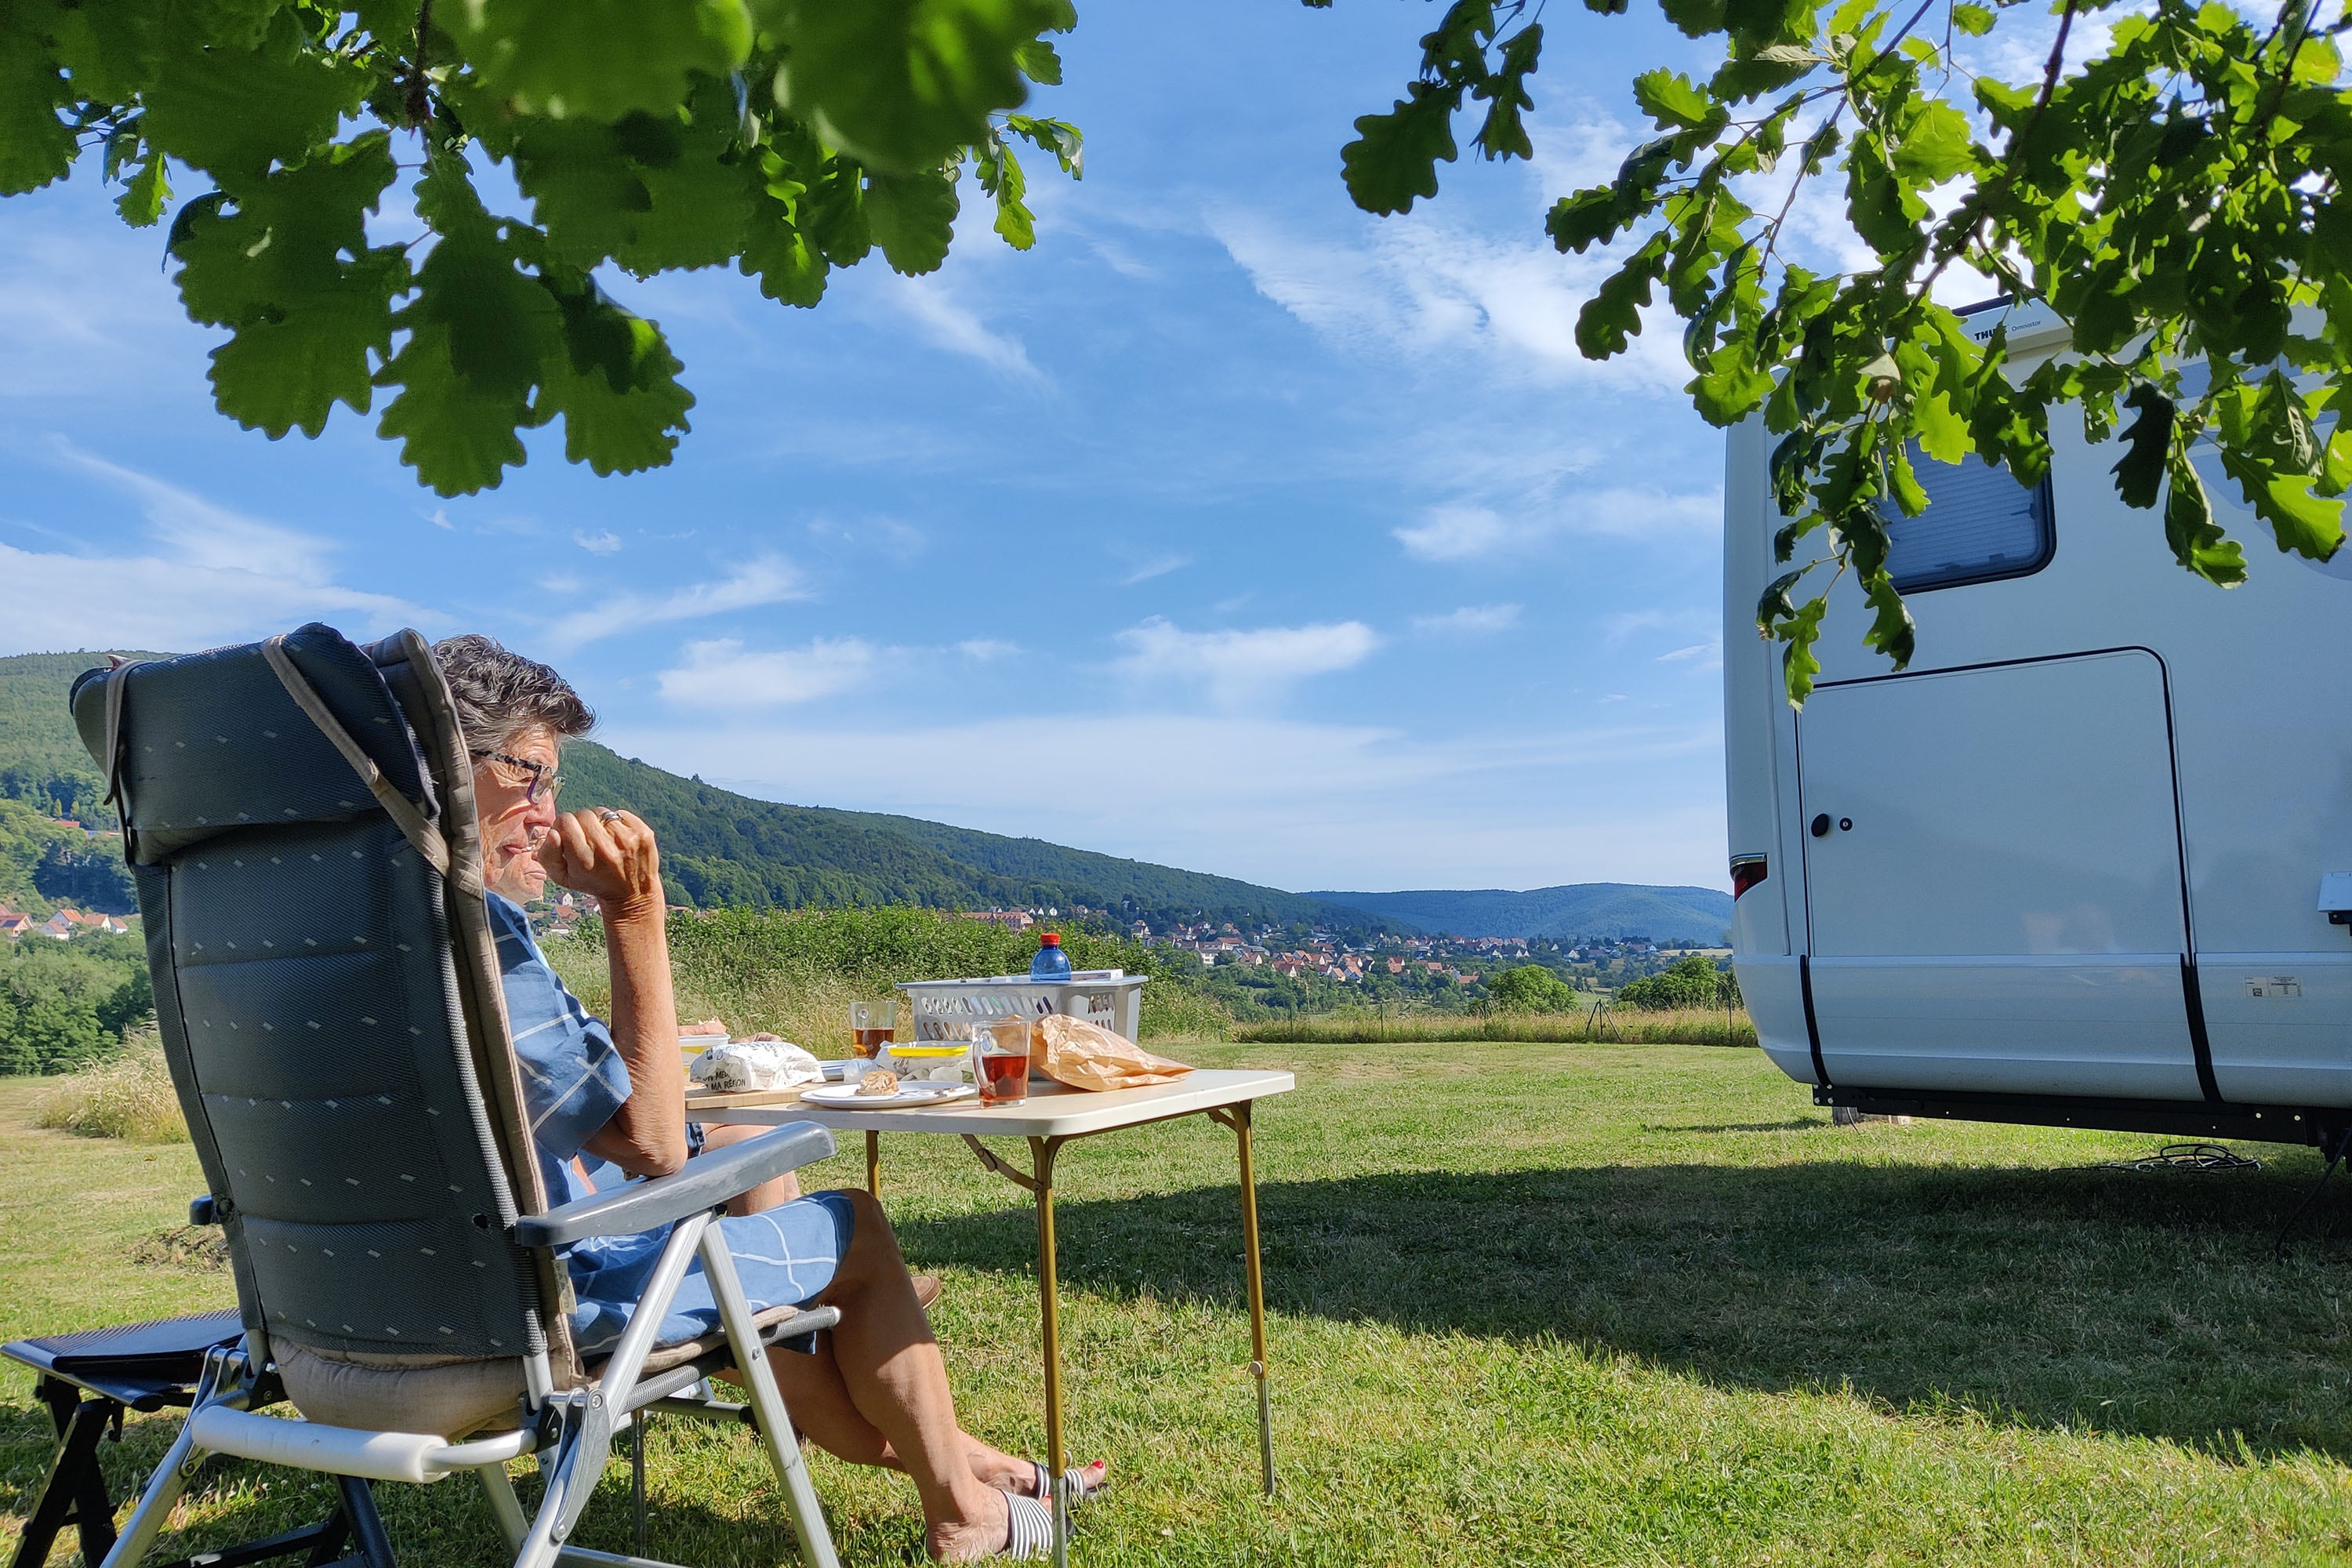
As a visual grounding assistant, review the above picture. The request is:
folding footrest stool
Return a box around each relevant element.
[3,1309,361,1568]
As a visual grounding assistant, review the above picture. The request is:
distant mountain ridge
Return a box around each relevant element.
[0,650,1375,930]
[557,743,1356,927]
[0,650,1727,938]
[1306,884,1733,943]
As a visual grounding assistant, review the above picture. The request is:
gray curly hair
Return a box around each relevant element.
[430,634,596,757]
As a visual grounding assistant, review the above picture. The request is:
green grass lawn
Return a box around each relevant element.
[9,1041,2352,1565]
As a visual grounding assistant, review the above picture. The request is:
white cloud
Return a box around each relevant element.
[0,220,205,404]
[425,507,455,531]
[1113,617,1380,709]
[1395,504,1512,562]
[1412,603,1523,636]
[1602,607,1719,644]
[1396,486,1722,561]
[0,445,431,655]
[805,514,927,561]
[957,638,1018,662]
[879,273,1040,380]
[1211,209,1687,394]
[542,555,809,651]
[574,529,623,555]
[657,637,878,708]
[1118,553,1191,586]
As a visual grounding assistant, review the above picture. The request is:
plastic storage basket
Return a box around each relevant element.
[895,971,1146,1044]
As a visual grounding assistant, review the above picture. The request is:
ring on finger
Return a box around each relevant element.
[595,808,622,823]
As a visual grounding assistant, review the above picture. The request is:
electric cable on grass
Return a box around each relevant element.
[2273,1125,2352,1262]
[2091,1142,2262,1173]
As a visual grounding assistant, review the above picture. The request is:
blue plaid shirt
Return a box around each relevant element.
[486,893,850,1355]
[487,893,636,1262]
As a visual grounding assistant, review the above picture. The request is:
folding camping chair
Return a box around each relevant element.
[65,624,846,1568]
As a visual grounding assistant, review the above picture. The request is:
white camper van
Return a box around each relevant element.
[1723,297,2352,1145]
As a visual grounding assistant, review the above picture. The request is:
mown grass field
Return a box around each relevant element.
[9,1041,2352,1565]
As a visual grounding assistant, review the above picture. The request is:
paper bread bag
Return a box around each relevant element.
[1033,1014,1193,1091]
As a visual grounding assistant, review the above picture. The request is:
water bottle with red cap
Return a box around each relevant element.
[1029,931,1073,982]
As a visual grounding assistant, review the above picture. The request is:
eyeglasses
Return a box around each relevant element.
[471,749,563,804]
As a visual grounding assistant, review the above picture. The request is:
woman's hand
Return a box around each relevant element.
[537,808,662,922]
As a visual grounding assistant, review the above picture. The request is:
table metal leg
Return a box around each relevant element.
[1029,1134,1071,1568]
[866,1130,880,1197]
[1214,1102,1276,1497]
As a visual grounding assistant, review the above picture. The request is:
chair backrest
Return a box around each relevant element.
[70,625,579,1403]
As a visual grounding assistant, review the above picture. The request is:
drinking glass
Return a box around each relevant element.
[974,1017,1030,1106]
[849,1000,895,1059]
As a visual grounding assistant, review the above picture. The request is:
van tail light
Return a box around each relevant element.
[1730,855,1768,899]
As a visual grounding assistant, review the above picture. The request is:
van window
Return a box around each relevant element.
[1879,445,2054,591]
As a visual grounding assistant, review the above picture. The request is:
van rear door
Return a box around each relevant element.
[1797,648,2201,1100]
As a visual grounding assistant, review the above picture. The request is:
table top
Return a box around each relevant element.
[695,1067,1294,1138]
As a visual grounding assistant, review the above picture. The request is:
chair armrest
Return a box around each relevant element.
[514,1122,838,1247]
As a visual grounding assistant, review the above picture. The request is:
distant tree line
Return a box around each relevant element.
[1,931,154,1075]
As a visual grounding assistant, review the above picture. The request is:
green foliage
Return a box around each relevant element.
[1617,951,1737,1010]
[1485,962,1581,1011]
[0,797,134,917]
[1325,0,2352,701]
[0,651,161,826]
[0,930,153,1075]
[0,0,1081,495]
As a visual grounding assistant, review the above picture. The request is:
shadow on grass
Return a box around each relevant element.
[897,1154,2352,1463]
[0,1399,912,1568]
[1642,1118,1833,1134]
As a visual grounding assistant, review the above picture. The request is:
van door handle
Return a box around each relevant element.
[1811,813,1831,838]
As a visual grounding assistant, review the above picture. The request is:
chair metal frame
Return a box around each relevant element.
[74,626,849,1568]
[105,1164,847,1568]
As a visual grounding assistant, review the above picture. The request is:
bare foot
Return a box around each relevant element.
[927,1487,1011,1563]
[1013,1457,1108,1500]
[964,1444,1109,1500]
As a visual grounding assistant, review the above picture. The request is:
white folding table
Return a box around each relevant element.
[701,1069,1295,1558]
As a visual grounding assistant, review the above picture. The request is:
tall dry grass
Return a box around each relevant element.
[1232,1004,1756,1048]
[544,939,871,1056]
[543,907,1232,1047]
[34,1025,188,1142]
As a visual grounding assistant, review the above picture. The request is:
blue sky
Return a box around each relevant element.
[0,2,1753,894]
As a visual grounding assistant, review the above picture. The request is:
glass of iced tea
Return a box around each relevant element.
[849,1000,895,1058]
[974,1017,1030,1106]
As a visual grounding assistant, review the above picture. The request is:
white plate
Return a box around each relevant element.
[799,1080,977,1109]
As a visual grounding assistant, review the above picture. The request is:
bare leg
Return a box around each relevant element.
[760,1339,1071,1494]
[810,1189,1009,1560]
[699,1120,801,1215]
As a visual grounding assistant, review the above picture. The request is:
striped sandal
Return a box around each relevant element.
[1030,1459,1108,1509]
[1000,1490,1057,1559]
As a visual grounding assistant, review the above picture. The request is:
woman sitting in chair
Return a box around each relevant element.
[432,635,1106,1561]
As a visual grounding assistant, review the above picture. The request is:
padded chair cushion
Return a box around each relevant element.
[277,1304,822,1436]
[620,1302,823,1380]
[276,1341,528,1439]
